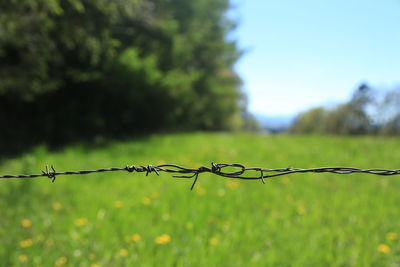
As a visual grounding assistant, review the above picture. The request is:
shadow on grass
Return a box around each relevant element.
[0,131,157,164]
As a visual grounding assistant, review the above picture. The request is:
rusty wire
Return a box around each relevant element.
[0,163,399,190]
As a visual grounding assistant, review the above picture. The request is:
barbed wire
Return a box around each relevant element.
[1,163,399,190]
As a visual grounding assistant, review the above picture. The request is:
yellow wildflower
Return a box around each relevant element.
[271,210,279,217]
[223,221,230,231]
[377,244,390,254]
[132,234,141,243]
[157,160,166,165]
[52,202,62,211]
[119,249,128,257]
[21,219,31,228]
[208,217,216,224]
[209,237,218,246]
[142,197,151,205]
[282,177,290,185]
[55,256,68,266]
[225,180,239,189]
[155,234,171,244]
[196,187,206,196]
[90,264,99,267]
[18,254,28,262]
[20,239,33,248]
[114,201,124,208]
[151,192,159,199]
[74,218,88,227]
[387,232,397,241]
[297,206,306,215]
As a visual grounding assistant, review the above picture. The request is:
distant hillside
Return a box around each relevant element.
[254,114,294,132]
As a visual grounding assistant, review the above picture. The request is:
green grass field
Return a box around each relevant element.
[1,133,399,266]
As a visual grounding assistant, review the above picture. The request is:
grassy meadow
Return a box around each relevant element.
[0,133,399,266]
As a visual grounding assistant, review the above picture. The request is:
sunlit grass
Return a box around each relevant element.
[1,133,399,266]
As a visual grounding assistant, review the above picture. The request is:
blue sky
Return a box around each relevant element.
[230,0,400,116]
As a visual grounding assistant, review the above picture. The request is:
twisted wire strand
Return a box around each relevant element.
[1,163,399,190]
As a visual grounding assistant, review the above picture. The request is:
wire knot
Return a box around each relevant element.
[42,165,56,183]
[212,163,246,177]
[211,163,221,174]
[125,165,137,172]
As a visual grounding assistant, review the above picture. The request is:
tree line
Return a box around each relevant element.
[289,84,400,135]
[0,0,250,154]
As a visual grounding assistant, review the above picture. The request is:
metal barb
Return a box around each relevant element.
[42,165,57,183]
[144,165,159,176]
[190,173,199,191]
[125,165,136,172]
[260,169,265,184]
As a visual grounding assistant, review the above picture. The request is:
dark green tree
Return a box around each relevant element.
[0,0,244,153]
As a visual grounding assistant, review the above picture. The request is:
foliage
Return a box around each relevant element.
[1,133,400,266]
[0,0,245,153]
[289,107,326,134]
[378,89,400,135]
[289,84,400,135]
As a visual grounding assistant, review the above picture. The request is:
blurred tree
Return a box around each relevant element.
[379,88,400,135]
[0,0,142,100]
[289,84,400,136]
[323,104,370,135]
[289,107,326,134]
[323,84,373,135]
[381,115,400,135]
[0,0,244,153]
[239,95,260,132]
[289,84,374,135]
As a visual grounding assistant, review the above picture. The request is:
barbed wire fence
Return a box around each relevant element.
[1,163,399,190]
